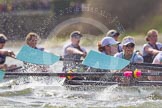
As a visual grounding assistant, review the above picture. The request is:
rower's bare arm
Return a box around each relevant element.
[7,50,15,58]
[0,50,7,55]
[0,50,15,58]
[66,47,86,57]
[145,46,160,55]
[160,47,162,51]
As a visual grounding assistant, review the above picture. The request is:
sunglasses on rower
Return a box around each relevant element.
[106,44,118,47]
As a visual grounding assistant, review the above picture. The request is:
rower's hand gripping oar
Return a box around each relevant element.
[16,45,60,65]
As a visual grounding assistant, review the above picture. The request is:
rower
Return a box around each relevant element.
[114,36,143,63]
[24,32,48,72]
[93,37,119,80]
[106,29,122,52]
[114,36,144,84]
[142,29,162,63]
[0,33,17,70]
[25,32,44,51]
[62,31,87,71]
[98,37,119,56]
[148,52,162,81]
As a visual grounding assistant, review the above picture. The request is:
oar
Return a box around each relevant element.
[134,81,162,86]
[2,71,162,77]
[65,80,118,85]
[0,70,5,80]
[132,63,162,67]
[1,70,162,80]
[128,63,162,71]
[65,80,162,86]
[4,72,122,76]
[6,66,22,72]
[133,66,162,71]
[82,50,130,70]
[16,45,60,65]
[82,50,162,71]
[137,81,162,84]
[0,66,23,80]
[59,56,83,62]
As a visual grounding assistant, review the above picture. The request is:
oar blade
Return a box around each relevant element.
[82,50,130,70]
[0,70,5,80]
[16,45,60,65]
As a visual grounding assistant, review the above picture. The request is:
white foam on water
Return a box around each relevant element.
[95,84,119,101]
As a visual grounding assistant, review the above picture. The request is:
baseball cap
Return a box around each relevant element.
[106,30,120,37]
[122,36,135,46]
[101,37,119,47]
[0,34,8,43]
[70,31,83,39]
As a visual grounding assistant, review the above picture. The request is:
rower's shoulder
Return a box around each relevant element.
[114,52,123,57]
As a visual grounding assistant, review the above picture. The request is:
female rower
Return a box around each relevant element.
[25,32,44,51]
[106,29,122,52]
[63,31,87,71]
[98,37,119,56]
[114,36,143,63]
[114,36,144,84]
[24,32,48,72]
[91,37,119,80]
[0,33,17,70]
[142,29,162,63]
[62,31,87,82]
[148,52,162,81]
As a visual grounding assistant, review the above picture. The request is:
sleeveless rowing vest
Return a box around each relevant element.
[34,47,44,51]
[0,54,6,64]
[63,44,86,71]
[117,43,122,52]
[142,43,162,63]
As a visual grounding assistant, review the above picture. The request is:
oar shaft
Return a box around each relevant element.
[72,80,118,84]
[6,66,22,71]
[128,63,162,71]
[65,80,118,85]
[5,72,121,76]
[130,63,162,68]
[142,72,162,76]
[4,71,162,77]
[59,56,83,62]
[134,66,162,71]
[5,72,60,76]
[137,81,162,83]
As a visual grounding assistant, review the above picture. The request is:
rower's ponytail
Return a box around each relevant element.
[97,41,104,52]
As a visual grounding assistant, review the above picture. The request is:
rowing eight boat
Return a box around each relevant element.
[2,70,162,87]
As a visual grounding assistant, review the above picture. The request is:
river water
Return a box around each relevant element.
[1,45,162,108]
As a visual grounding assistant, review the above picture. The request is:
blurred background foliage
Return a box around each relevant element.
[0,0,162,40]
